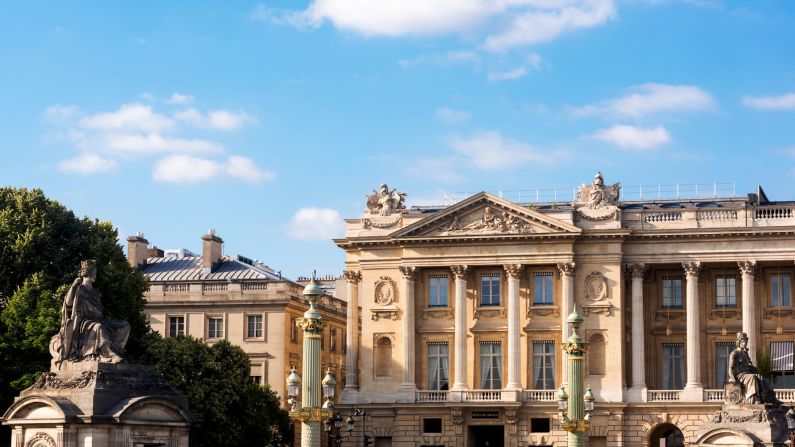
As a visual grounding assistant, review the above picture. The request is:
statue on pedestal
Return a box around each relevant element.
[728,332,778,405]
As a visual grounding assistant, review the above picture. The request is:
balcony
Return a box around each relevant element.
[414,389,556,404]
[646,389,795,403]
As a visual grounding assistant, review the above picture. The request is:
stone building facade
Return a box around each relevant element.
[128,231,349,405]
[335,177,795,447]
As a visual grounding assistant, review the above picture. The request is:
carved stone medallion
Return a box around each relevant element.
[25,432,56,447]
[585,272,608,301]
[374,276,397,305]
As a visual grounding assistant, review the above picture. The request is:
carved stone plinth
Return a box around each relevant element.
[695,404,788,446]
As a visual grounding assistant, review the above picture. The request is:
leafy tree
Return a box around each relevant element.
[140,334,292,447]
[756,348,773,380]
[0,187,148,445]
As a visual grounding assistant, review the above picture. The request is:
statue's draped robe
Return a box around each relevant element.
[57,282,130,364]
[730,349,773,404]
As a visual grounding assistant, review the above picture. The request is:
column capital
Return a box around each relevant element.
[342,270,361,284]
[682,261,701,278]
[738,260,757,276]
[557,262,575,277]
[626,263,647,280]
[450,265,469,279]
[399,266,417,281]
[503,264,523,279]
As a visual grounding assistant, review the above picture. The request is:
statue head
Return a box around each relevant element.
[736,332,749,350]
[79,259,97,282]
[593,171,604,186]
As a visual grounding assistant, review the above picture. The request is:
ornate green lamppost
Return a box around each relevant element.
[286,278,334,447]
[557,306,595,447]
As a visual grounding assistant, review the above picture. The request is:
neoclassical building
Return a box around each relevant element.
[335,177,795,447]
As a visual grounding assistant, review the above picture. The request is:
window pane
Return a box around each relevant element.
[480,342,502,389]
[663,344,684,389]
[429,276,448,307]
[533,341,555,390]
[480,275,500,306]
[534,273,553,305]
[428,343,449,390]
[715,342,734,387]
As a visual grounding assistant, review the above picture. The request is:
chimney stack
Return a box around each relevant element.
[127,232,149,270]
[202,229,223,274]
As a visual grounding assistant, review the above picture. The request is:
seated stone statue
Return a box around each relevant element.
[51,260,130,368]
[728,332,778,405]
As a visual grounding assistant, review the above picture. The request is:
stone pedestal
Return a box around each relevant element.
[2,362,190,447]
[695,404,788,446]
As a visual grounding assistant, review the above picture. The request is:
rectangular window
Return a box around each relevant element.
[533,273,554,305]
[662,277,683,308]
[479,341,502,389]
[208,317,224,339]
[533,341,556,390]
[480,274,501,307]
[427,343,449,390]
[330,328,337,352]
[771,274,792,307]
[250,375,262,384]
[246,315,263,338]
[716,276,737,307]
[290,317,298,343]
[662,343,685,389]
[168,316,185,337]
[771,341,795,388]
[321,328,325,350]
[422,418,443,434]
[429,275,449,307]
[530,418,551,433]
[715,342,734,388]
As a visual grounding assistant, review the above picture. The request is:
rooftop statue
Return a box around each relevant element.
[50,259,131,369]
[366,183,407,216]
[728,332,779,405]
[577,171,620,209]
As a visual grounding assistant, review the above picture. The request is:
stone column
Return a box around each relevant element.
[557,262,575,386]
[342,270,361,392]
[682,261,703,401]
[451,265,469,391]
[504,264,523,390]
[738,261,757,365]
[627,263,648,402]
[399,266,417,393]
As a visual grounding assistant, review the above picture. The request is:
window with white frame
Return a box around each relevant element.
[207,316,224,339]
[771,341,795,388]
[715,342,734,388]
[662,277,683,308]
[533,273,554,305]
[662,343,685,389]
[429,275,449,307]
[427,342,449,390]
[480,341,502,389]
[533,341,556,389]
[246,315,263,338]
[480,274,501,307]
[716,276,737,307]
[771,274,792,307]
[168,316,185,337]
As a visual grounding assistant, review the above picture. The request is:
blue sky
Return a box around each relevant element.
[1,0,794,277]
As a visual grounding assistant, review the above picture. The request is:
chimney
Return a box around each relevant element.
[127,232,149,270]
[148,246,164,258]
[202,229,223,274]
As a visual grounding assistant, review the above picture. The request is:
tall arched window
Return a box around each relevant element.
[589,333,606,376]
[375,336,393,377]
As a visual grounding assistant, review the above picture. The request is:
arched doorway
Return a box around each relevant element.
[649,423,685,447]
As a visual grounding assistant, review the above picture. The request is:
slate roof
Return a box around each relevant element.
[142,256,281,282]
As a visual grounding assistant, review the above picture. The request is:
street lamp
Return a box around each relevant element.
[558,305,595,447]
[286,277,331,447]
[785,407,795,445]
[350,408,371,447]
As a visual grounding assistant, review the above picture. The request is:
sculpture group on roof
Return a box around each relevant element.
[366,183,406,216]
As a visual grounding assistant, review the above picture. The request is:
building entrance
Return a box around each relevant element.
[468,425,504,447]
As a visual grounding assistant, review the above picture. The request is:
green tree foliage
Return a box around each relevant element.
[141,335,292,447]
[0,187,148,417]
[756,348,773,380]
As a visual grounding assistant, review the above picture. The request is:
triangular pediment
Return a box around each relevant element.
[392,192,581,239]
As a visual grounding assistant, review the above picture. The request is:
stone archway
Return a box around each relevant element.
[693,427,757,446]
[649,423,685,447]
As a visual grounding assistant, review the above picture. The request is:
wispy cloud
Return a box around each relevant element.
[487,67,528,82]
[174,108,257,130]
[57,153,119,174]
[165,92,195,105]
[259,0,617,53]
[79,103,176,132]
[590,124,672,150]
[285,208,345,240]
[448,131,559,170]
[571,83,716,118]
[398,50,481,68]
[436,107,472,124]
[742,93,795,111]
[152,155,274,184]
[44,104,80,123]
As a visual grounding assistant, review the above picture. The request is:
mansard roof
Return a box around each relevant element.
[141,255,282,282]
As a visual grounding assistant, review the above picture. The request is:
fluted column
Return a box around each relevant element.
[343,270,361,391]
[739,261,757,364]
[627,263,648,401]
[399,266,417,391]
[451,265,469,391]
[557,262,575,386]
[682,261,703,400]
[504,264,523,390]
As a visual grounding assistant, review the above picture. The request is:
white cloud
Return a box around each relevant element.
[526,52,543,70]
[165,92,195,105]
[448,131,550,170]
[139,92,156,102]
[285,208,345,240]
[79,133,224,157]
[590,124,671,150]
[571,83,716,118]
[263,0,616,52]
[407,157,464,182]
[44,105,80,123]
[742,93,795,111]
[79,103,176,132]
[487,67,528,82]
[436,107,472,124]
[57,153,118,174]
[174,108,256,130]
[398,50,481,68]
[152,155,273,184]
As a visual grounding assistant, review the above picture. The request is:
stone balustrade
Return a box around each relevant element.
[648,390,682,402]
[622,204,795,230]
